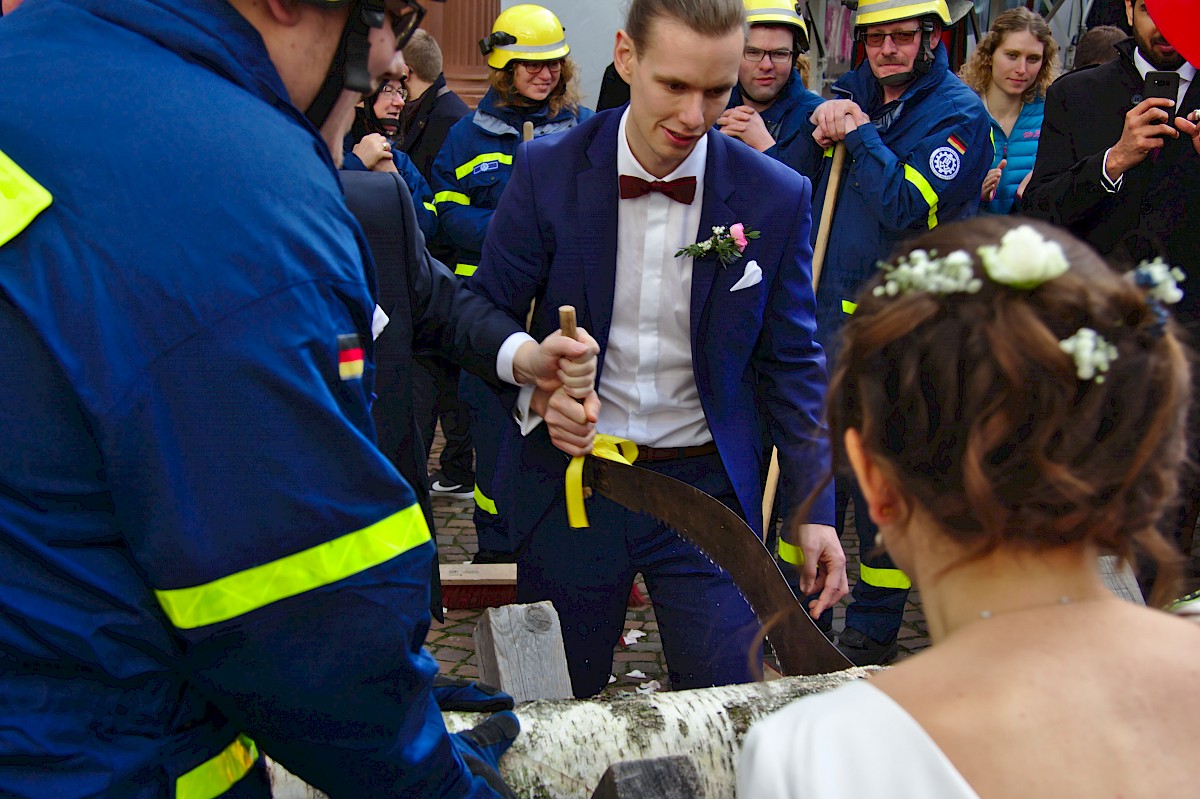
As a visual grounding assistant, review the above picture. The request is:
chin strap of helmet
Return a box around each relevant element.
[876,17,937,88]
[305,0,386,130]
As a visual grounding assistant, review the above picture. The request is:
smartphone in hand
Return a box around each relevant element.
[1144,70,1181,123]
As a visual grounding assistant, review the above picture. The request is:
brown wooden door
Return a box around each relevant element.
[420,0,499,109]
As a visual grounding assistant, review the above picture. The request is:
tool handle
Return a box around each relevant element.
[810,141,846,291]
[522,120,534,143]
[558,305,577,339]
[763,144,846,533]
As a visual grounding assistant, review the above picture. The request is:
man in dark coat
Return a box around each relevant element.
[1023,0,1200,558]
[400,28,471,181]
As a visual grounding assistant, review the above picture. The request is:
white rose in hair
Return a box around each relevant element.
[978,225,1069,290]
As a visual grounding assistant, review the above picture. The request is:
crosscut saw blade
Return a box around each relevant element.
[583,456,853,676]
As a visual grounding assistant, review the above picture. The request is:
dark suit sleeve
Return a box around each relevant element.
[755,176,836,525]
[341,171,519,385]
[1020,80,1116,226]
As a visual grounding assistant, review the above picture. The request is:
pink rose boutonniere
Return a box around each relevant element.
[676,222,761,266]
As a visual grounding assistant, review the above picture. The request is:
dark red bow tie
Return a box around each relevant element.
[618,174,697,205]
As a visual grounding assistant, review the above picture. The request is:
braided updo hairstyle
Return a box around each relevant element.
[825,217,1189,606]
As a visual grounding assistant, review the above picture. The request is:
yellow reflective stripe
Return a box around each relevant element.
[434,190,470,206]
[903,164,939,229]
[0,148,53,247]
[455,263,478,277]
[424,201,437,215]
[777,538,805,566]
[859,563,912,590]
[454,152,513,180]
[176,734,259,799]
[842,299,857,315]
[822,146,834,159]
[156,504,430,629]
[474,484,498,515]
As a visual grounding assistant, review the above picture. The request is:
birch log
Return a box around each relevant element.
[268,667,878,799]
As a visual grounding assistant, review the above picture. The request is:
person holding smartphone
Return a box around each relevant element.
[1022,0,1199,566]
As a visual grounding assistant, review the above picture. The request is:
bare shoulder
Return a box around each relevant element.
[867,603,1200,798]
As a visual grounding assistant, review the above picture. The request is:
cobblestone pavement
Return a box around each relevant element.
[422,432,1200,697]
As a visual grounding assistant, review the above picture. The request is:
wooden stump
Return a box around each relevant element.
[474,601,574,703]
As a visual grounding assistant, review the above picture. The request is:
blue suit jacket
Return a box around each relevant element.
[469,108,835,536]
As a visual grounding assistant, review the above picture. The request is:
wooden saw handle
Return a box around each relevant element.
[558,305,577,339]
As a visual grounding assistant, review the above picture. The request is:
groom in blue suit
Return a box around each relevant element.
[470,0,848,697]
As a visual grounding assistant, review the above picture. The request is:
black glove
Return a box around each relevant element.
[454,711,521,799]
[432,674,515,713]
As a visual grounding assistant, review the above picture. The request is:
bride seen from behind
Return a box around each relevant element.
[739,216,1200,798]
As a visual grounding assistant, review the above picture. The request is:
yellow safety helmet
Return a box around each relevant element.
[478,4,570,70]
[850,0,972,27]
[744,0,810,51]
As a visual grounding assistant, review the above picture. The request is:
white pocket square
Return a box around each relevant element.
[730,260,763,292]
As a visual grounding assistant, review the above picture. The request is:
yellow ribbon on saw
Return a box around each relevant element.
[566,434,639,528]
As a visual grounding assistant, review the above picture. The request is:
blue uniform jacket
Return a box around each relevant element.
[727,71,824,161]
[467,108,835,536]
[0,2,500,797]
[343,142,440,241]
[430,87,592,275]
[776,46,991,364]
[980,97,1044,215]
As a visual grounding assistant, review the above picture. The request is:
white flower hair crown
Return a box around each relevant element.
[977,225,1069,289]
[873,248,982,298]
[1129,257,1186,337]
[873,224,1124,384]
[1059,328,1118,383]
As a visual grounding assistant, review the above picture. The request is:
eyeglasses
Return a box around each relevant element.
[515,59,564,75]
[860,29,921,47]
[379,83,408,100]
[744,47,795,64]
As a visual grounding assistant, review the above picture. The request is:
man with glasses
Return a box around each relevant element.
[0,1,531,796]
[717,0,823,158]
[775,0,989,666]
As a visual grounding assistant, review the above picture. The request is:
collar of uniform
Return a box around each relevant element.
[617,107,708,187]
[1131,49,1197,84]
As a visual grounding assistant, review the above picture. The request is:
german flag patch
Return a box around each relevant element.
[947,134,967,155]
[337,333,364,381]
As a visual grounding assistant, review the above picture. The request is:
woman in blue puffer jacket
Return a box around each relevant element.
[960,7,1060,214]
[431,4,592,562]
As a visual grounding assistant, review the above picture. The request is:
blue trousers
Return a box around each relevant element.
[459,373,514,554]
[838,478,909,643]
[515,452,761,698]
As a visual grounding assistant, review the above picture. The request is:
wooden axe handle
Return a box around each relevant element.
[761,141,847,538]
[558,305,577,338]
[522,120,534,143]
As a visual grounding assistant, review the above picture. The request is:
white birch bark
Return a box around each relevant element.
[268,667,877,799]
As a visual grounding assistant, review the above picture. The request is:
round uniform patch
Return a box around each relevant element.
[929,147,961,180]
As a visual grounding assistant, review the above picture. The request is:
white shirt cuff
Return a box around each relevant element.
[1101,147,1124,193]
[496,331,536,386]
[513,384,545,435]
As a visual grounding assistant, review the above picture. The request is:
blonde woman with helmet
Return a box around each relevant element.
[430,4,593,564]
[960,7,1060,213]
[739,217,1200,798]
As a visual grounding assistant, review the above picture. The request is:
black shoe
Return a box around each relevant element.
[472,549,518,565]
[429,470,473,500]
[837,626,899,666]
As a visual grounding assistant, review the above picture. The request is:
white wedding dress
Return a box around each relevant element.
[738,681,982,799]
